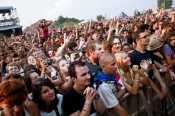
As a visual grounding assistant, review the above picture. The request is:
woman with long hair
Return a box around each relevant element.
[106,36,122,54]
[115,51,165,99]
[32,77,63,116]
[39,19,52,40]
[52,58,74,94]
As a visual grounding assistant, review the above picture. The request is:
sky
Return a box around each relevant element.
[0,0,167,29]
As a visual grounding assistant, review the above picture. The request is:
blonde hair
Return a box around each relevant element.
[115,51,134,85]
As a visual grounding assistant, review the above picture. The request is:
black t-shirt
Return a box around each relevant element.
[129,50,155,79]
[84,60,101,83]
[62,87,95,116]
[149,50,162,64]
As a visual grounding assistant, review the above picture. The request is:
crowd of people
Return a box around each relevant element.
[0,6,175,116]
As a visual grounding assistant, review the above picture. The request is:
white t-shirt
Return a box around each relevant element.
[97,82,119,108]
[40,94,63,116]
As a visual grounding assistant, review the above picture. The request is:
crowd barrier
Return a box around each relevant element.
[100,72,175,116]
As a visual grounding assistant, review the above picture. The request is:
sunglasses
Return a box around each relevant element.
[0,53,7,56]
[13,59,20,62]
[140,35,148,39]
[34,76,49,87]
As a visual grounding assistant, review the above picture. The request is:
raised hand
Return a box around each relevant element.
[140,60,148,71]
[132,65,139,74]
[83,86,97,103]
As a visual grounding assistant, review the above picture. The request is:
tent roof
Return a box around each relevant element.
[0,6,13,14]
[0,24,22,31]
[118,12,129,18]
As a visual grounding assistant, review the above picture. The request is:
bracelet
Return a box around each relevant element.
[161,84,166,88]
[84,102,91,107]
[144,72,149,77]
[159,69,163,72]
[134,79,140,82]
[82,108,90,112]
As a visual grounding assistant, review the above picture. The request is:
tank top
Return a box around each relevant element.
[40,94,63,116]
[41,28,49,39]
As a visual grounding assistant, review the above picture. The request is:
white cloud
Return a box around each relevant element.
[43,0,72,20]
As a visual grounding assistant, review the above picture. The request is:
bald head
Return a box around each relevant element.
[99,53,115,67]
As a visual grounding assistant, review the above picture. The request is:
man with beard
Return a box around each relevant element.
[85,40,103,83]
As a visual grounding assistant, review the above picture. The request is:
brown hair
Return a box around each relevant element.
[0,79,27,106]
[107,36,121,53]
[86,40,102,56]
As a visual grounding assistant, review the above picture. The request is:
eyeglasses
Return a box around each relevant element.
[140,35,148,39]
[113,42,121,46]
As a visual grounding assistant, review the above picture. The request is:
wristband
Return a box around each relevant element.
[144,72,149,77]
[159,69,162,72]
[84,102,91,107]
[161,84,166,88]
[82,109,90,112]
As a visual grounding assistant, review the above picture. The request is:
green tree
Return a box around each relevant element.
[157,0,173,9]
[134,10,141,16]
[54,16,83,26]
[96,15,105,21]
[57,15,65,24]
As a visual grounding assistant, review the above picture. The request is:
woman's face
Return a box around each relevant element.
[29,72,39,84]
[170,36,175,47]
[65,54,71,63]
[112,38,121,54]
[123,45,130,53]
[48,50,54,58]
[40,86,55,102]
[58,60,69,73]
[122,53,131,66]
[27,56,36,65]
[0,102,25,116]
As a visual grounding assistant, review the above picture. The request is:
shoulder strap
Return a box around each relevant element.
[55,106,60,116]
[94,80,103,90]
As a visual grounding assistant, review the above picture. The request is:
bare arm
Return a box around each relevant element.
[116,89,126,100]
[93,98,105,114]
[25,101,40,116]
[113,104,129,116]
[121,77,139,95]
[152,64,168,94]
[165,55,175,65]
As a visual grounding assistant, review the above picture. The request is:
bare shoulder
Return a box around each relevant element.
[25,100,40,116]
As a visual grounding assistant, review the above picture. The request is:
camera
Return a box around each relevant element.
[46,59,52,65]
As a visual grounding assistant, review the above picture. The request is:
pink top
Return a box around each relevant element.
[41,28,49,39]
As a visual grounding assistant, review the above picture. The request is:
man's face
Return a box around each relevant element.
[103,57,118,76]
[0,52,7,60]
[8,66,19,74]
[74,65,91,86]
[12,57,20,64]
[138,32,149,46]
